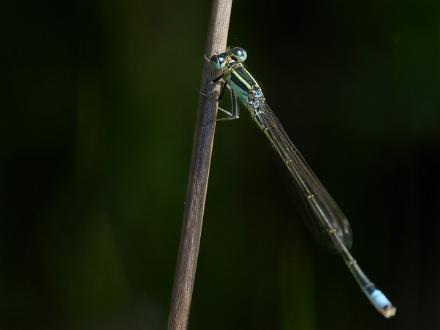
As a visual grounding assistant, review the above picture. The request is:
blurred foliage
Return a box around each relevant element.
[1,0,440,329]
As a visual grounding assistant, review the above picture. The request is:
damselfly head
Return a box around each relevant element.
[229,47,247,63]
[210,53,227,71]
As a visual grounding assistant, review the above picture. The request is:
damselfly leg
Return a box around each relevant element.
[198,82,240,121]
[216,84,240,121]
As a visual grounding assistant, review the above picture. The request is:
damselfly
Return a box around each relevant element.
[208,47,396,318]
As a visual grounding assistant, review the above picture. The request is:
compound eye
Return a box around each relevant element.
[230,47,247,62]
[210,54,226,70]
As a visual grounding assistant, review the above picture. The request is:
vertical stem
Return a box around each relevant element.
[167,1,233,330]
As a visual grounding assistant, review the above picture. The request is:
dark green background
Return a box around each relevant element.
[1,0,439,329]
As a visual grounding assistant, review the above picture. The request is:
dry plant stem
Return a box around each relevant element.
[167,1,233,330]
